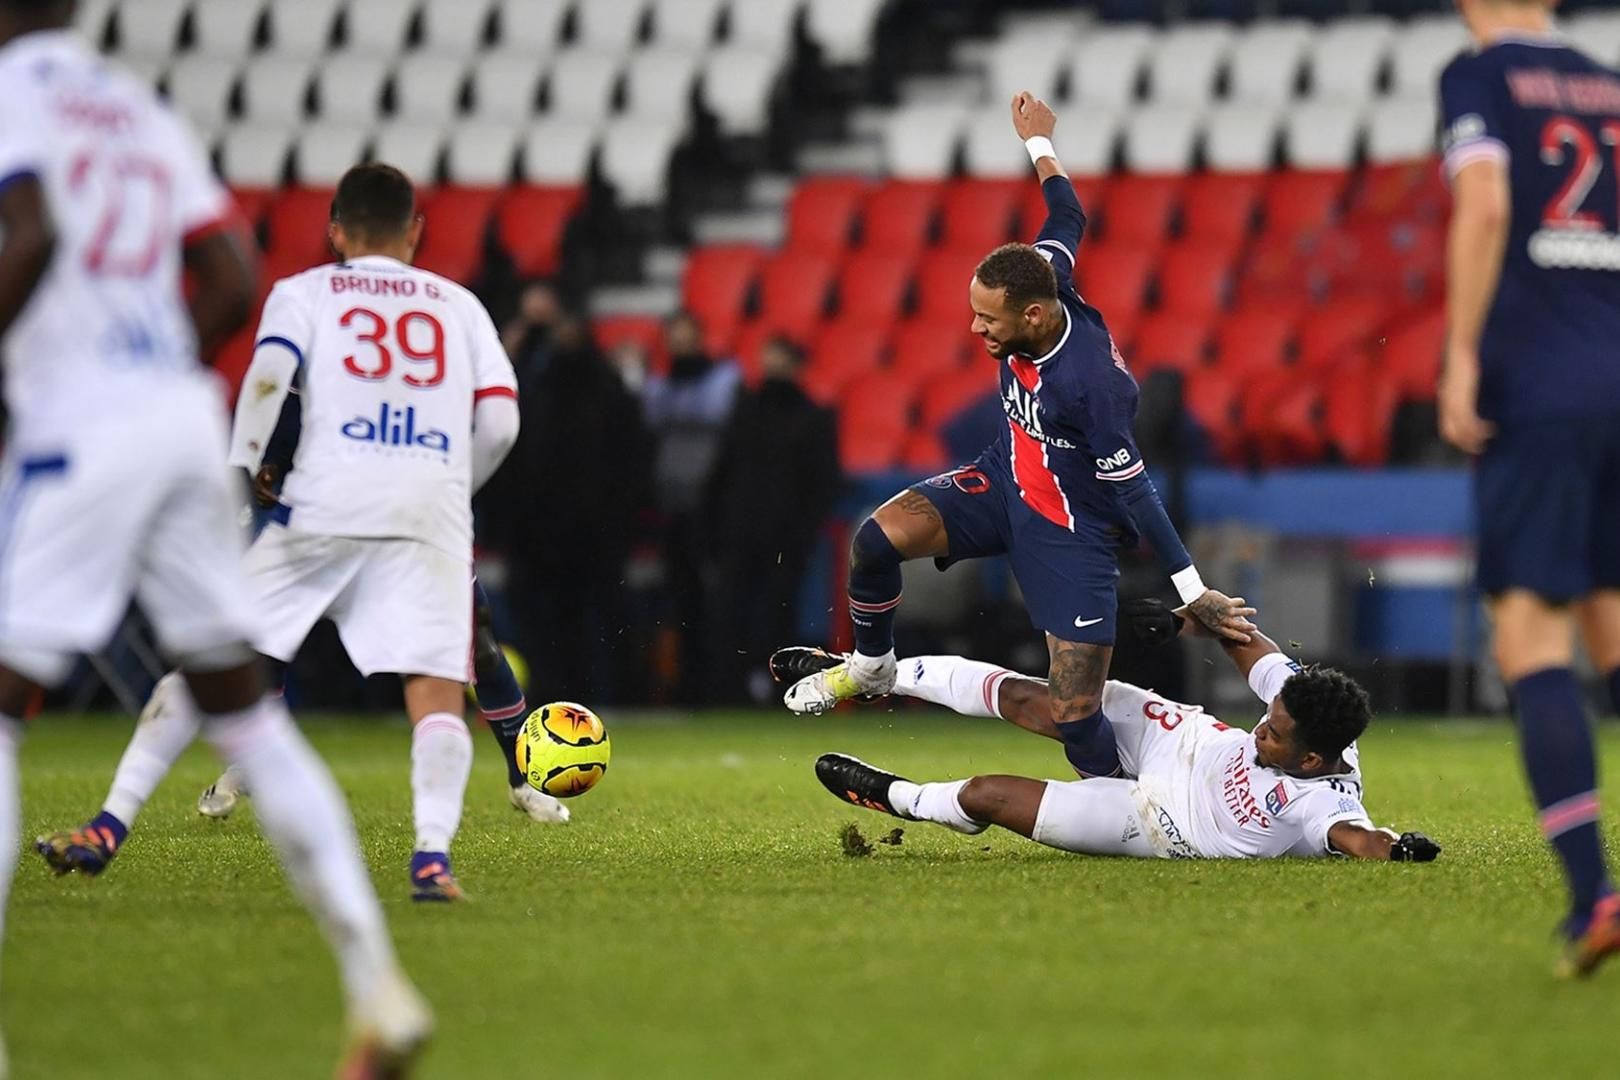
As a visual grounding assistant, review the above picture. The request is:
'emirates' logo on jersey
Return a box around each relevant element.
[341,404,451,453]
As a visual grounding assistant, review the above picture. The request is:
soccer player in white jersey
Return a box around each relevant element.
[0,2,429,1075]
[787,606,1441,863]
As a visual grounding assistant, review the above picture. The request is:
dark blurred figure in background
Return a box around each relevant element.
[643,310,743,703]
[708,337,842,702]
[499,279,564,381]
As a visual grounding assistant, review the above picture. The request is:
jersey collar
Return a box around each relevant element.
[339,254,411,272]
[1484,29,1567,49]
[1030,305,1071,367]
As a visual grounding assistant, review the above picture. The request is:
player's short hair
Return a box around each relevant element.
[1279,666,1372,761]
[330,163,416,242]
[973,243,1058,309]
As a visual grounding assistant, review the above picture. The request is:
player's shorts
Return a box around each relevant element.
[1033,777,1160,857]
[0,379,255,687]
[912,449,1121,644]
[1475,411,1620,601]
[244,526,473,682]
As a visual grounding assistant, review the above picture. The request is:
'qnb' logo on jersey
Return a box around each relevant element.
[341,404,451,453]
[1002,379,1077,449]
[1095,447,1132,471]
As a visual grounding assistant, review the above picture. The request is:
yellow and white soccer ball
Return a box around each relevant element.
[516,701,611,798]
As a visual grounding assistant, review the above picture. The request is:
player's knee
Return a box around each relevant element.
[850,516,904,575]
[958,775,1005,821]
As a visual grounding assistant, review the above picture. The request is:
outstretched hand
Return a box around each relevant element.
[1390,831,1442,863]
[1186,589,1257,644]
[1011,91,1056,141]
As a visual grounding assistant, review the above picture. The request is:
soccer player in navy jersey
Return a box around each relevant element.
[783,93,1255,782]
[1440,0,1620,976]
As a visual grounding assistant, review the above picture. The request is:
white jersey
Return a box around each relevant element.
[241,256,516,561]
[0,30,231,425]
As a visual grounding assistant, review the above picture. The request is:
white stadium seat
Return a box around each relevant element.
[1389,20,1468,98]
[1148,23,1234,107]
[343,0,418,55]
[240,54,314,123]
[518,117,598,183]
[805,0,888,66]
[164,54,241,131]
[1308,18,1394,103]
[75,0,114,45]
[119,52,169,88]
[1285,100,1364,169]
[1204,102,1280,172]
[445,122,518,185]
[699,46,782,136]
[469,50,548,121]
[623,48,702,120]
[1226,21,1314,105]
[392,53,469,122]
[497,0,572,52]
[419,0,494,53]
[114,0,189,58]
[312,53,390,123]
[219,123,294,186]
[575,0,649,51]
[882,102,967,180]
[961,105,1031,178]
[983,30,1073,106]
[265,0,341,55]
[1122,104,1202,174]
[600,114,684,204]
[1566,11,1620,66]
[1066,26,1155,106]
[1052,106,1121,176]
[545,49,624,119]
[648,0,724,49]
[371,121,447,183]
[192,1,266,56]
[295,122,372,185]
[728,0,800,56]
[1366,96,1437,164]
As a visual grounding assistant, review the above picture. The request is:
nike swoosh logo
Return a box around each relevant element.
[1074,617,1104,628]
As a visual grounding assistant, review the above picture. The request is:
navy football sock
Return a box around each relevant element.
[849,518,904,658]
[1054,707,1122,778]
[1514,667,1612,924]
[472,611,528,787]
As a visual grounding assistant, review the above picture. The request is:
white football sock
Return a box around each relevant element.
[212,763,248,797]
[205,695,398,1006]
[0,717,21,959]
[411,713,473,854]
[887,778,988,835]
[892,656,1014,720]
[103,672,200,827]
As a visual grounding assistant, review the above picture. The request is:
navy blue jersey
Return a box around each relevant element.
[995,176,1191,574]
[1440,34,1620,426]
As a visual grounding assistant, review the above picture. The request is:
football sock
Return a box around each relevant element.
[1607,666,1620,717]
[0,717,20,949]
[473,633,527,789]
[893,656,1012,719]
[1513,667,1612,925]
[411,713,473,854]
[848,518,903,659]
[102,673,199,828]
[204,695,398,1006]
[887,779,988,835]
[1054,706,1122,778]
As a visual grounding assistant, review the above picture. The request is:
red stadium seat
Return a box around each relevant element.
[835,251,915,322]
[1100,307,1141,352]
[1317,220,1445,301]
[1212,303,1300,382]
[1296,294,1391,372]
[786,176,873,254]
[1347,159,1448,225]
[1157,241,1235,318]
[416,187,500,283]
[1234,230,1317,306]
[1325,358,1398,467]
[1375,306,1445,401]
[859,180,943,255]
[1181,367,1243,464]
[1102,174,1182,245]
[1018,175,1109,239]
[914,248,985,320]
[757,250,837,338]
[900,428,950,471]
[804,319,889,403]
[1240,371,1326,467]
[266,187,336,266]
[1261,169,1348,236]
[1180,172,1263,247]
[681,244,767,329]
[890,318,973,391]
[1075,242,1155,317]
[594,314,664,360]
[837,373,915,471]
[495,185,584,277]
[229,187,274,238]
[920,367,996,429]
[1130,312,1212,376]
[940,178,1024,251]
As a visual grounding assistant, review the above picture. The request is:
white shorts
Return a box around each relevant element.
[1033,778,1161,858]
[1102,680,1204,780]
[243,526,472,681]
[0,380,255,686]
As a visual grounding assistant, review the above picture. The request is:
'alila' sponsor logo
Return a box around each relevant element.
[341,404,450,452]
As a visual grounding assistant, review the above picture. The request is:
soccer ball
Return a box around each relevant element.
[516,702,610,798]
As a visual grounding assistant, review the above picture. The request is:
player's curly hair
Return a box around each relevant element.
[974,243,1058,308]
[330,163,416,242]
[1279,666,1371,761]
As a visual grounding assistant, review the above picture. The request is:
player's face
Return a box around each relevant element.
[969,278,1037,359]
[1252,698,1319,774]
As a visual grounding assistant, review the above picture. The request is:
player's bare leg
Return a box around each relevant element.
[1045,637,1121,777]
[785,491,948,714]
[404,674,475,902]
[1576,590,1620,716]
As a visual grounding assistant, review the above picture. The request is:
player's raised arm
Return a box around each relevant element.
[1011,92,1086,276]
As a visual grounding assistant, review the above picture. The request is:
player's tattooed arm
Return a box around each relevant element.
[1185,589,1256,644]
[1046,639,1110,720]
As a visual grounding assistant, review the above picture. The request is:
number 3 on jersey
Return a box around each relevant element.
[341,307,446,388]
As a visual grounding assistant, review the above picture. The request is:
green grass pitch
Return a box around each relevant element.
[6,710,1618,1079]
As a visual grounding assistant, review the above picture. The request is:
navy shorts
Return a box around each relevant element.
[912,455,1122,644]
[1475,412,1620,602]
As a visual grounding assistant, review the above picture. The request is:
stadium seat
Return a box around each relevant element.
[623,48,703,120]
[1567,10,1620,66]
[266,187,336,267]
[649,0,725,49]
[1366,97,1438,164]
[682,245,767,328]
[294,123,372,186]
[900,429,950,472]
[1148,23,1234,106]
[1180,366,1243,463]
[806,319,890,402]
[883,103,968,180]
[497,0,572,51]
[219,124,295,186]
[939,179,1023,251]
[1203,104,1281,173]
[914,249,984,320]
[983,30,1073,106]
[1236,230,1317,305]
[264,0,341,54]
[786,177,871,255]
[835,251,915,322]
[518,118,598,183]
[1325,219,1444,298]
[1284,101,1364,169]
[343,0,418,54]
[805,0,891,66]
[312,54,389,124]
[700,46,783,136]
[599,115,685,205]
[757,251,838,338]
[1017,176,1109,239]
[1324,359,1398,466]
[1261,169,1346,235]
[1065,25,1156,107]
[728,0,802,57]
[495,185,583,276]
[837,374,914,470]
[594,313,665,360]
[372,122,447,184]
[1122,105,1203,175]
[920,368,994,429]
[1075,242,1155,316]
[420,0,495,53]
[890,318,972,391]
[114,0,188,58]
[1038,106,1123,177]
[575,0,649,51]
[416,187,500,283]
[392,53,470,123]
[859,181,942,255]
[1388,19,1468,98]
[470,50,548,121]
[728,320,776,383]
[445,123,518,185]
[192,1,267,56]
[165,54,241,132]
[1306,17,1394,102]
[1101,174,1180,245]
[241,55,314,123]
[1180,172,1262,246]
[1212,303,1298,382]
[546,49,625,120]
[1158,242,1235,318]
[75,0,113,45]
[1296,294,1390,372]
[1240,371,1325,466]
[1226,20,1313,103]
[229,187,275,235]
[1346,160,1447,224]
[961,106,1038,179]
[1128,312,1211,376]
[1376,305,1445,401]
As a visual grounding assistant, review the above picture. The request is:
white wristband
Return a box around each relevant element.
[1024,135,1056,165]
[1171,565,1206,607]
